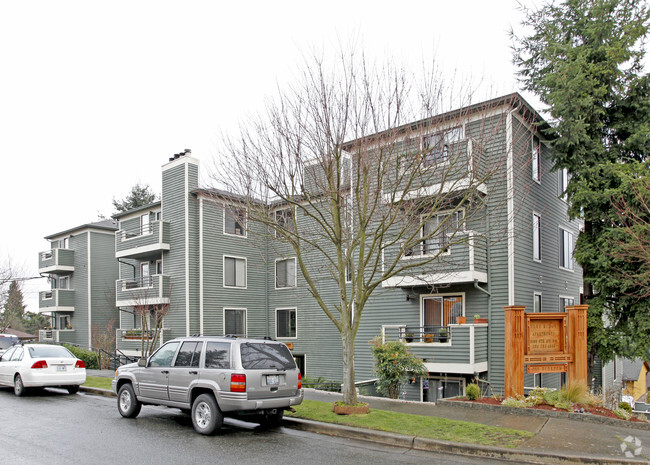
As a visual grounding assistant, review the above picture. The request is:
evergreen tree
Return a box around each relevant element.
[513,0,650,363]
[2,280,25,331]
[112,183,158,214]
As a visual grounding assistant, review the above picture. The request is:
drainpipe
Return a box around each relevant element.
[117,258,137,279]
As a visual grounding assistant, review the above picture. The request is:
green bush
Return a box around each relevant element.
[369,337,427,399]
[614,407,632,420]
[502,396,531,408]
[63,344,99,369]
[466,383,481,401]
[618,401,633,413]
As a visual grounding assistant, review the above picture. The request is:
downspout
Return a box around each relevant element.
[117,258,137,279]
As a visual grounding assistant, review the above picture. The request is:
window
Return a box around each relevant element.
[422,127,462,166]
[240,343,296,370]
[559,168,570,200]
[156,260,163,275]
[58,276,69,290]
[59,315,71,329]
[423,295,463,327]
[59,237,69,249]
[559,228,574,270]
[140,213,151,235]
[224,256,246,288]
[155,211,162,221]
[534,293,542,313]
[140,262,150,286]
[275,208,294,234]
[224,206,246,237]
[148,342,180,367]
[224,308,246,336]
[173,341,202,367]
[275,258,296,288]
[420,210,463,255]
[276,308,297,338]
[205,342,231,369]
[560,297,575,312]
[532,136,541,182]
[533,213,541,261]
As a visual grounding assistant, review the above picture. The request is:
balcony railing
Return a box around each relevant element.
[381,323,488,374]
[117,328,156,340]
[38,329,75,343]
[383,231,487,287]
[115,274,170,307]
[38,248,74,274]
[115,220,170,259]
[38,289,75,312]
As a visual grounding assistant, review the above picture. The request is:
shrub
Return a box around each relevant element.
[63,344,99,369]
[560,381,589,404]
[369,337,427,399]
[466,383,481,401]
[614,407,632,420]
[618,401,633,413]
[502,396,531,408]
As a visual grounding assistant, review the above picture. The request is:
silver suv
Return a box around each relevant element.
[112,336,303,435]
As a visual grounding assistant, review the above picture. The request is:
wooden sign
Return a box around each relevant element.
[526,313,567,355]
[527,364,568,374]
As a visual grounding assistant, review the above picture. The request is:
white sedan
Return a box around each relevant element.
[0,344,86,396]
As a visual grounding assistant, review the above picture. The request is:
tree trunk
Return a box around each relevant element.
[341,329,357,405]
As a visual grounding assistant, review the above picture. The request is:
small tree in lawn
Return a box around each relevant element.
[370,337,427,399]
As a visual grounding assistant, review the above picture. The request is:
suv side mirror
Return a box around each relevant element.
[138,358,147,367]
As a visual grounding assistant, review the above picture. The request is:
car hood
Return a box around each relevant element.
[117,362,140,372]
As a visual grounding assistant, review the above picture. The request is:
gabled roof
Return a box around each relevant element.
[621,358,648,382]
[44,218,119,240]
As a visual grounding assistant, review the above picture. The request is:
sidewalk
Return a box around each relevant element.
[85,370,649,464]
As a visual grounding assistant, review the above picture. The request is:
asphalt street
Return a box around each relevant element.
[0,387,529,465]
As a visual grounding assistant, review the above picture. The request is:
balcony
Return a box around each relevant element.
[115,220,170,259]
[38,289,75,312]
[38,248,74,274]
[38,329,76,344]
[115,274,171,307]
[382,232,487,288]
[381,323,488,374]
[115,328,168,354]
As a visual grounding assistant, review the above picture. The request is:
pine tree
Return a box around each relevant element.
[112,183,158,214]
[513,0,650,363]
[2,280,25,331]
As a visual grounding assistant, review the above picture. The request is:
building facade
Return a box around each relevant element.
[38,219,119,347]
[42,94,590,399]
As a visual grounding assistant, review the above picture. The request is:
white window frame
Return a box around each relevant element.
[419,209,464,257]
[223,205,247,238]
[140,213,151,235]
[533,213,542,262]
[59,237,69,249]
[223,308,247,336]
[58,276,70,290]
[559,168,570,201]
[559,227,574,271]
[559,295,575,312]
[532,136,541,183]
[421,126,463,167]
[140,262,151,287]
[533,292,542,313]
[223,255,247,289]
[420,292,465,329]
[275,307,297,339]
[274,208,294,237]
[275,257,297,289]
[155,259,163,275]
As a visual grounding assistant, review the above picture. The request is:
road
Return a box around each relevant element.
[0,387,525,465]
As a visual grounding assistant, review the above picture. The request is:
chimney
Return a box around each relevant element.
[168,149,191,162]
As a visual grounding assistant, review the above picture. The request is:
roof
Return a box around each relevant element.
[4,328,37,340]
[621,358,647,382]
[44,218,119,240]
[112,201,162,219]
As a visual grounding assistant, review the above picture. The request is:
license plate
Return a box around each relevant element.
[266,375,279,386]
[56,366,66,372]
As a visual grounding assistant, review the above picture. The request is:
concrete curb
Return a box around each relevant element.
[79,386,646,464]
[438,399,650,431]
[283,417,647,465]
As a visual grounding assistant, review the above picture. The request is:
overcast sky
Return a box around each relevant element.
[0,0,598,312]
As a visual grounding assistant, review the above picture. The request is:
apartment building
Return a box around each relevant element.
[37,219,119,347]
[42,93,595,399]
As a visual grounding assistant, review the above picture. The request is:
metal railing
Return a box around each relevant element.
[121,276,154,290]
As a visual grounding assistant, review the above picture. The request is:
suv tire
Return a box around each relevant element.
[117,383,142,418]
[191,393,223,435]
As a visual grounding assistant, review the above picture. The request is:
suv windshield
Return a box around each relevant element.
[240,343,296,370]
[0,337,18,350]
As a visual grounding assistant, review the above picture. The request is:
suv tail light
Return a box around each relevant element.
[31,360,48,369]
[230,374,246,392]
[75,360,86,369]
[298,372,302,390]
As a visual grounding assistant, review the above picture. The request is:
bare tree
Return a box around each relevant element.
[210,49,510,405]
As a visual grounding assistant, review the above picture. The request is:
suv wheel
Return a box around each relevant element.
[191,394,223,435]
[14,374,26,397]
[258,408,284,428]
[117,383,142,418]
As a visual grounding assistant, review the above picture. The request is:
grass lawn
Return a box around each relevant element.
[286,400,533,448]
[84,376,113,390]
